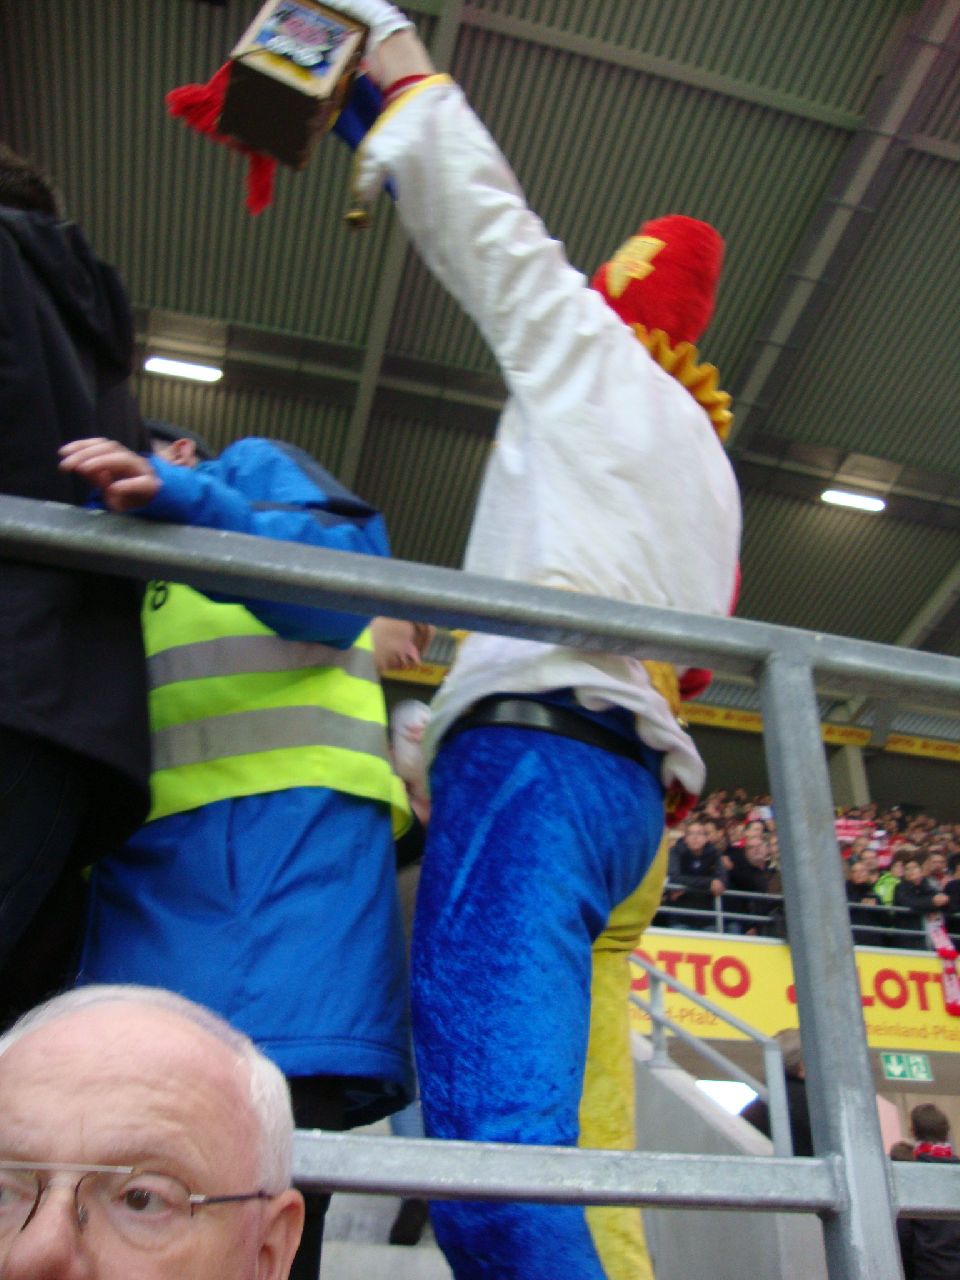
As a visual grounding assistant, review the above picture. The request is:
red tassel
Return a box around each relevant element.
[166,63,277,215]
[166,62,233,134]
[246,152,277,216]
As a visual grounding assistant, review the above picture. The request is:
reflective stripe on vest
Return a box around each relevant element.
[149,634,379,688]
[143,582,410,831]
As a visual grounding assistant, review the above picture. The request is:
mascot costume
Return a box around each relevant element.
[350,11,741,1277]
[168,4,741,1276]
[351,22,741,1272]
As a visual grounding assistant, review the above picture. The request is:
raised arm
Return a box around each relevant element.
[59,436,389,645]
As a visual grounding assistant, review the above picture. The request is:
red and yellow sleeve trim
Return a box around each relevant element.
[367,73,454,142]
[349,74,454,217]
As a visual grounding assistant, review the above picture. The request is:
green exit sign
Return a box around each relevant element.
[881,1052,933,1082]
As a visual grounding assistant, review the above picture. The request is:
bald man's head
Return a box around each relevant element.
[0,986,303,1280]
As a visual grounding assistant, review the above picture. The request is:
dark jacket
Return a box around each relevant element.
[668,839,725,920]
[740,1072,813,1157]
[945,879,960,930]
[897,1153,960,1280]
[894,879,947,944]
[0,206,150,855]
[726,847,773,929]
[846,879,885,946]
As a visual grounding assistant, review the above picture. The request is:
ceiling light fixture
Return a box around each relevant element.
[820,488,885,513]
[144,356,223,383]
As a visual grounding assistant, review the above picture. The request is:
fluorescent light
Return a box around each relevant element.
[820,489,885,513]
[695,1079,757,1115]
[144,356,223,383]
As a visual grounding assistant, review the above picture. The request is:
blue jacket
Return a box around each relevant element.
[79,439,412,1119]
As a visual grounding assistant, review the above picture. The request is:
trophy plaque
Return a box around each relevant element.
[219,0,368,168]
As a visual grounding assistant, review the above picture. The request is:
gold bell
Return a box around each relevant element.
[344,203,370,229]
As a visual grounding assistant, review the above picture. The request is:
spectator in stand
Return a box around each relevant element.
[944,872,960,941]
[893,856,950,948]
[876,809,906,861]
[923,850,951,892]
[845,860,884,947]
[874,850,908,907]
[846,833,871,863]
[702,817,729,857]
[726,831,773,935]
[739,1028,812,1157]
[834,810,872,855]
[857,847,881,886]
[897,1104,960,1279]
[0,146,151,1025]
[890,1140,916,1162]
[766,830,781,867]
[700,791,726,821]
[726,818,747,849]
[665,820,726,930]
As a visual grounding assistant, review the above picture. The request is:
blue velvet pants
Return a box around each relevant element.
[412,725,664,1279]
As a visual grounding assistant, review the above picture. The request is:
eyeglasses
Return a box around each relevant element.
[0,1162,273,1250]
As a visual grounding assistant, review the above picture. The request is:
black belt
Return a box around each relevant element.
[439,696,649,766]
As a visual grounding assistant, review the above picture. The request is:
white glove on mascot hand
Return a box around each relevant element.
[390,700,432,823]
[331,0,413,52]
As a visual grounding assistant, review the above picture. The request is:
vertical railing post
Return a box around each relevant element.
[762,1041,794,1158]
[650,974,669,1068]
[760,649,902,1279]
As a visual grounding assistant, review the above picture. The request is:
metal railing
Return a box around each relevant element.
[656,883,953,947]
[629,953,794,1157]
[3,496,960,1279]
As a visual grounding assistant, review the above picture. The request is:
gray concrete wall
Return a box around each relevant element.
[633,1037,828,1280]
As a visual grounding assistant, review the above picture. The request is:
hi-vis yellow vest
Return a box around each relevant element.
[142,582,410,833]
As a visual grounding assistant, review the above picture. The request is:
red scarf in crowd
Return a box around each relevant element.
[914,1141,955,1159]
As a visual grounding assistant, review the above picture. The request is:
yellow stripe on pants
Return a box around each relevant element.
[580,835,669,1280]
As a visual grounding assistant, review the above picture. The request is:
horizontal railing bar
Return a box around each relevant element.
[658,890,953,932]
[660,885,957,916]
[652,908,934,944]
[665,885,785,902]
[630,994,769,1098]
[631,954,780,1042]
[662,884,951,917]
[894,1162,960,1218]
[291,1132,843,1213]
[659,907,781,926]
[4,498,960,704]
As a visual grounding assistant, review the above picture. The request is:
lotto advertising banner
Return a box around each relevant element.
[630,929,960,1053]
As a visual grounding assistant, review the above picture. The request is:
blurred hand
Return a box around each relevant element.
[59,437,160,513]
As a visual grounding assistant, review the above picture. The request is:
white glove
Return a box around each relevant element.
[331,0,413,52]
[390,700,431,783]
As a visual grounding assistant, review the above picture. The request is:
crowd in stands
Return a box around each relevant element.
[657,791,960,947]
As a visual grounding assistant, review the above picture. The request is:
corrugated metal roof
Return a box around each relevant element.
[738,490,960,641]
[132,372,353,472]
[467,0,908,115]
[769,149,960,476]
[922,50,960,141]
[2,0,411,343]
[355,414,492,565]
